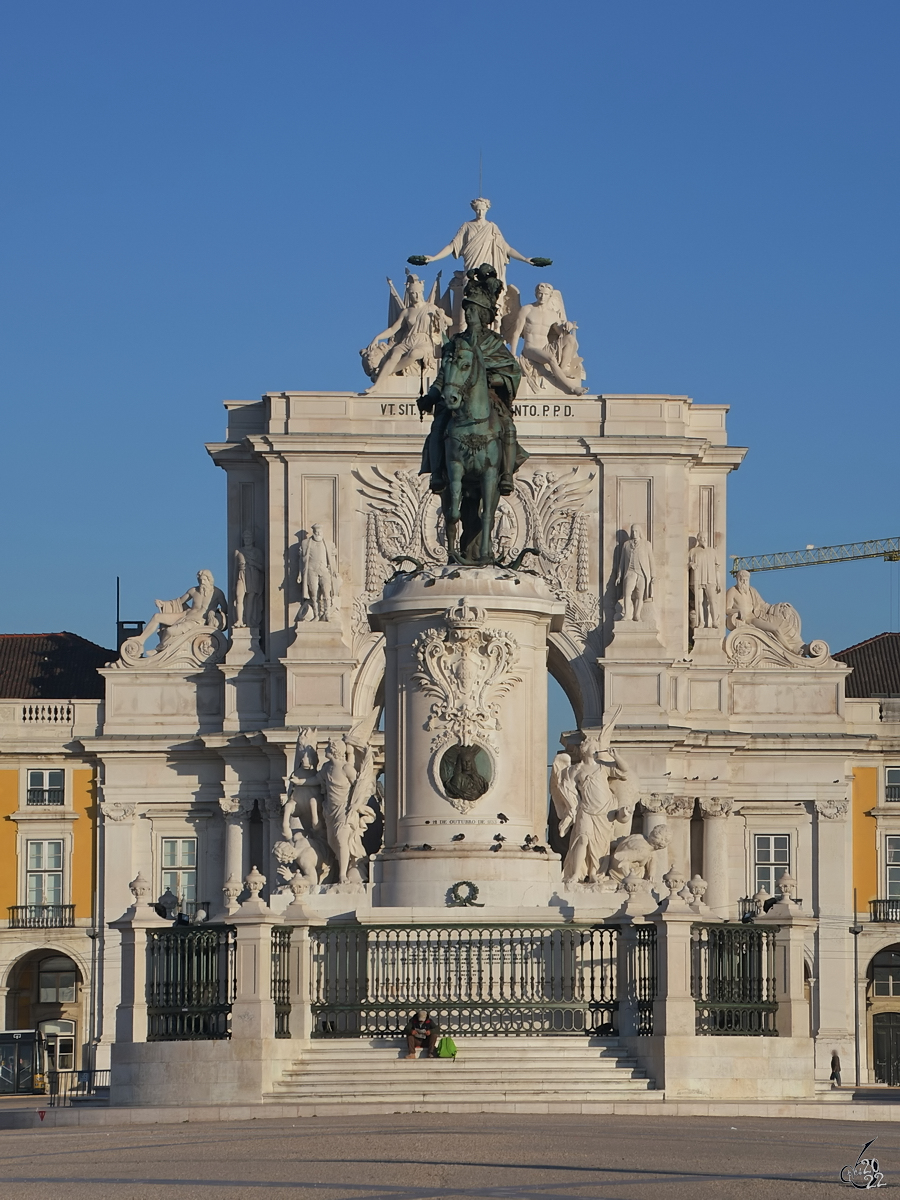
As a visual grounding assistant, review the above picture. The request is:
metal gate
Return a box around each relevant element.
[146,925,236,1040]
[691,923,778,1035]
[309,923,629,1037]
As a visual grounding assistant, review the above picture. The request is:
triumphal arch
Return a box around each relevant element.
[92,200,867,1110]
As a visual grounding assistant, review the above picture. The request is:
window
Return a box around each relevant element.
[754,834,790,895]
[27,770,64,806]
[38,957,76,1004]
[887,837,900,898]
[161,838,197,905]
[26,840,63,907]
[873,948,900,997]
[887,768,900,803]
[39,1020,76,1071]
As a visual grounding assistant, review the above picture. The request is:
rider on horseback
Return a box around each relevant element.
[418,263,528,496]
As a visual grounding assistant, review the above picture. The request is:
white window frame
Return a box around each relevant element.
[25,768,66,807]
[25,839,64,908]
[886,767,900,804]
[753,833,791,896]
[160,836,198,908]
[886,835,900,899]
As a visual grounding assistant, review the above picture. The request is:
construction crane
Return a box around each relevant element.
[731,537,900,575]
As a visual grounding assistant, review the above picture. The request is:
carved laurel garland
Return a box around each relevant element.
[412,602,521,756]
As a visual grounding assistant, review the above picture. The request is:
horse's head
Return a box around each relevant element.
[440,335,479,411]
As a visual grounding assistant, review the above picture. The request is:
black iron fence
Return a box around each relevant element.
[691,923,778,1035]
[272,926,292,1038]
[625,925,657,1036]
[309,923,627,1038]
[146,925,236,1040]
[48,1069,110,1107]
[8,905,75,929]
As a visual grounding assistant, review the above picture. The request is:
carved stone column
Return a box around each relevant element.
[641,792,669,837]
[699,797,734,919]
[219,797,250,895]
[663,796,694,878]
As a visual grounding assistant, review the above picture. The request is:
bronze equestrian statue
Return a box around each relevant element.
[418,264,528,565]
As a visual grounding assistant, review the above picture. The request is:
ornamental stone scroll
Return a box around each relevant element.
[815,799,850,821]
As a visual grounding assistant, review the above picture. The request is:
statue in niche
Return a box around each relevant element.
[361,272,451,392]
[120,570,228,667]
[616,524,656,622]
[725,569,804,654]
[416,265,528,564]
[408,197,551,288]
[608,825,671,886]
[688,532,721,629]
[440,743,491,803]
[505,282,587,396]
[277,717,379,886]
[298,524,340,622]
[233,532,264,629]
[554,707,639,886]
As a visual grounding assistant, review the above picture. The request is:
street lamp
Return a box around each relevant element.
[849,887,864,1089]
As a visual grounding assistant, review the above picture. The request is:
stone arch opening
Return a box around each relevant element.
[4,949,85,1068]
[867,943,900,1084]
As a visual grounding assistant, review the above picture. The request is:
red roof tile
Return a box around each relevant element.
[0,633,115,700]
[834,632,900,698]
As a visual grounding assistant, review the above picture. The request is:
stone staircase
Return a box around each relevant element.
[264,1036,660,1113]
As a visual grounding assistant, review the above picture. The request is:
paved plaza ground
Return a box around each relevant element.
[0,1113,891,1198]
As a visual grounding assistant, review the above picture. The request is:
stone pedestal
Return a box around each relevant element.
[369,566,565,908]
[281,625,354,726]
[689,625,727,663]
[221,628,268,731]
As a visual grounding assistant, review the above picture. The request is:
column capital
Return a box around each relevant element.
[699,797,733,819]
[641,792,671,814]
[664,795,695,819]
[219,795,256,820]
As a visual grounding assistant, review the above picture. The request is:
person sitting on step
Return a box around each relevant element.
[404,1010,440,1059]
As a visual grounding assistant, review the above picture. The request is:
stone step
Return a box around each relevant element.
[271,1082,651,1098]
[266,1035,656,1106]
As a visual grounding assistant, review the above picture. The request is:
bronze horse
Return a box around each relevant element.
[436,334,505,565]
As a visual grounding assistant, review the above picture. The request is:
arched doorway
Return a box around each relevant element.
[5,951,84,1069]
[867,944,900,1085]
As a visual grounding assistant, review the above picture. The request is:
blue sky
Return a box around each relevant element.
[1,0,898,685]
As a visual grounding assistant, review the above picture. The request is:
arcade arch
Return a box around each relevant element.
[4,949,85,1068]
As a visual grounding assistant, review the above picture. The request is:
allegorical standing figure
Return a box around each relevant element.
[408,197,550,287]
[688,531,721,629]
[616,524,656,622]
[298,524,339,622]
[233,532,264,628]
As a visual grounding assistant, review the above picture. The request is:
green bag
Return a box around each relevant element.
[437,1036,457,1059]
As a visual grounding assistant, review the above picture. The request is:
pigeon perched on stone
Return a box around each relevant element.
[533,845,548,854]
[451,833,465,841]
[489,843,502,852]
[497,813,509,823]
[421,843,433,851]
[493,833,506,842]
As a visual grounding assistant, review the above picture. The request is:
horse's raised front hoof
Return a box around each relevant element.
[499,473,514,496]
